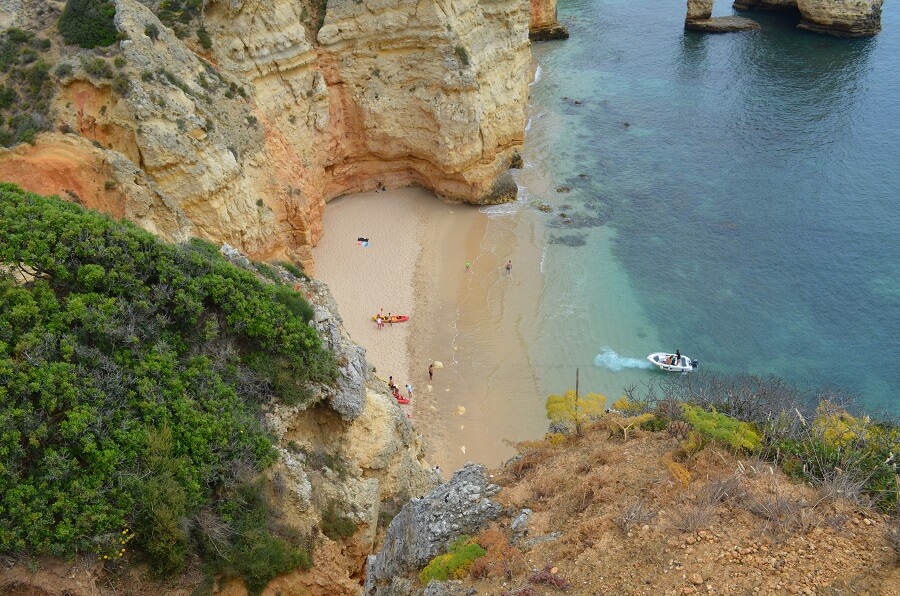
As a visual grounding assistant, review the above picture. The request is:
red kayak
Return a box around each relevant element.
[395,396,410,405]
[372,314,409,323]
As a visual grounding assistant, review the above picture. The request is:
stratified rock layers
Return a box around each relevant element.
[16,0,529,269]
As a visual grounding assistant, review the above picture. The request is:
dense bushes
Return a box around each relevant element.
[0,186,333,582]
[58,0,118,49]
[0,29,55,147]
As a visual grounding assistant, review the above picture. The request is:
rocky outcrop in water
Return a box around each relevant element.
[796,0,883,36]
[686,0,761,32]
[364,464,502,595]
[530,0,570,40]
[732,0,883,36]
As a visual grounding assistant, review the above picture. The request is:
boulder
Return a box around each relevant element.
[364,464,502,595]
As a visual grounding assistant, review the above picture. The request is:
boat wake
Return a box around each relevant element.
[593,348,653,371]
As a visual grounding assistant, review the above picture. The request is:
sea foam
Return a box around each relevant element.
[593,348,653,371]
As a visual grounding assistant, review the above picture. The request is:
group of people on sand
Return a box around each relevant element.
[387,363,436,405]
[465,260,513,274]
[387,376,413,402]
[375,307,392,330]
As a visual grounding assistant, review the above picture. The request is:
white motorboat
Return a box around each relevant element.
[647,352,699,372]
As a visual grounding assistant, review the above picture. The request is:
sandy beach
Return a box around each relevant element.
[314,186,551,473]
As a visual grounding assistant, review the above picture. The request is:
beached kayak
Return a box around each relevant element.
[372,314,409,323]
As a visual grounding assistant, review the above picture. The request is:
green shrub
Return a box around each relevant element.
[0,186,336,573]
[255,262,280,283]
[197,25,212,49]
[113,55,126,68]
[55,63,74,78]
[0,85,15,110]
[203,481,313,596]
[272,284,314,323]
[58,0,118,49]
[454,45,470,67]
[639,415,668,432]
[682,404,762,452]
[278,260,309,281]
[320,501,357,540]
[83,57,113,79]
[145,23,160,42]
[419,536,486,584]
[112,74,130,95]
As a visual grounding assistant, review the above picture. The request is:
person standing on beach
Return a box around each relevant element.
[376,314,383,330]
[428,363,434,381]
[505,260,512,274]
[406,383,413,400]
[465,260,471,271]
[387,312,393,326]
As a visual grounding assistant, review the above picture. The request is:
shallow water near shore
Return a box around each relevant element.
[521,0,900,415]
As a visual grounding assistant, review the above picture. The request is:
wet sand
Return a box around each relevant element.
[313,187,550,474]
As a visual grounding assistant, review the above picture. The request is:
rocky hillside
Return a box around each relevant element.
[367,413,900,595]
[0,0,536,271]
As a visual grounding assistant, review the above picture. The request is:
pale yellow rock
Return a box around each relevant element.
[797,0,883,36]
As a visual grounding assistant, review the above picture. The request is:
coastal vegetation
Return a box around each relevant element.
[419,535,487,584]
[58,0,118,49]
[550,373,899,511]
[0,185,335,590]
[0,28,55,147]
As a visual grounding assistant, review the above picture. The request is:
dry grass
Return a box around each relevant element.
[670,502,717,533]
[888,521,900,563]
[615,498,657,534]
[701,475,744,504]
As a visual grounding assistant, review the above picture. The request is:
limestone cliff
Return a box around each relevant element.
[0,0,530,271]
[529,0,569,40]
[733,0,883,36]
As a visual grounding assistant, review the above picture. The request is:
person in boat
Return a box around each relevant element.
[676,349,681,362]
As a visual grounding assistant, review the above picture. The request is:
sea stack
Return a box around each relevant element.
[685,0,761,32]
[732,0,884,36]
[796,0,883,36]
[530,0,570,40]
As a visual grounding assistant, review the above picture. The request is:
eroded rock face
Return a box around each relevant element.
[733,0,883,36]
[365,464,502,595]
[10,0,529,271]
[530,0,569,40]
[202,0,530,236]
[687,0,714,20]
[797,0,883,36]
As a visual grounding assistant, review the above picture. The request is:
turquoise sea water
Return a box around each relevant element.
[521,0,899,415]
